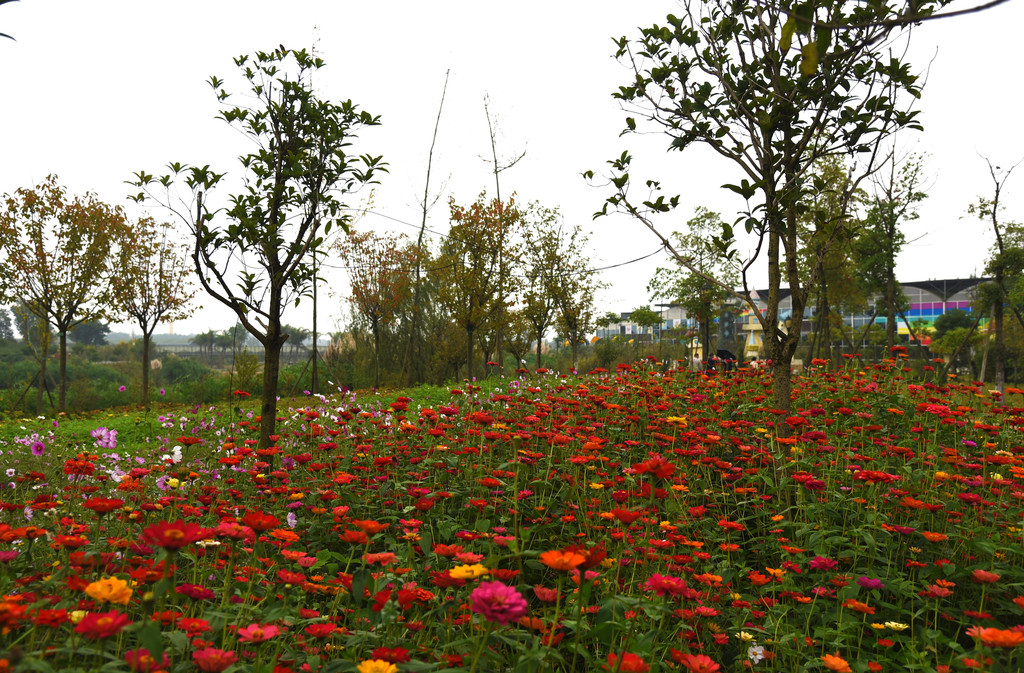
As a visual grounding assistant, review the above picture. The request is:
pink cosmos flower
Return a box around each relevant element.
[469,581,528,625]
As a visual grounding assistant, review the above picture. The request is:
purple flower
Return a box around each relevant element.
[30,440,46,456]
[118,385,127,392]
[469,581,528,625]
[856,576,885,591]
[159,388,166,396]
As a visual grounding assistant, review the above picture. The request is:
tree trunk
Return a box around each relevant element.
[259,306,286,451]
[58,329,68,413]
[536,330,543,369]
[36,359,46,416]
[373,320,381,389]
[885,265,897,349]
[571,341,579,373]
[260,341,282,451]
[141,332,151,410]
[994,272,1006,395]
[466,327,475,381]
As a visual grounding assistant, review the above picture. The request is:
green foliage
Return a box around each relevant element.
[68,320,111,346]
[232,348,262,393]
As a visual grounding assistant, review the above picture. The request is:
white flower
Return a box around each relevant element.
[748,645,765,663]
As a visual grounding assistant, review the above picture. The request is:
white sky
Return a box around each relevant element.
[1,0,1021,337]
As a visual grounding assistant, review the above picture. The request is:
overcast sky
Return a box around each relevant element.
[1,1,1021,337]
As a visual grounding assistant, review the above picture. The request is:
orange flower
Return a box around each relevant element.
[539,549,585,571]
[821,653,852,672]
[842,599,875,615]
[84,577,133,606]
[974,627,1024,648]
[352,520,389,534]
[921,531,948,542]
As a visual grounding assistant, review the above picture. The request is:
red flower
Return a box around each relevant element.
[74,610,132,639]
[370,646,411,664]
[140,521,211,550]
[241,511,280,532]
[304,623,338,638]
[674,653,720,673]
[125,648,169,673]
[604,652,650,673]
[82,497,125,515]
[193,648,238,672]
[971,569,1001,584]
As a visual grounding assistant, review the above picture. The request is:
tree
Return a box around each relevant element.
[436,195,521,381]
[854,153,926,348]
[969,158,1024,394]
[520,206,590,369]
[335,230,418,388]
[591,0,944,414]
[110,217,195,409]
[552,261,600,373]
[190,330,217,362]
[68,320,111,346]
[0,175,131,413]
[796,156,868,361]
[130,47,385,449]
[647,208,739,360]
[629,305,663,355]
[0,307,13,341]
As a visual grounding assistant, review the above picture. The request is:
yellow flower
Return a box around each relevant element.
[84,576,133,605]
[166,478,180,489]
[870,623,886,630]
[884,621,909,631]
[449,563,489,579]
[588,482,605,490]
[70,610,87,624]
[357,660,398,673]
[737,631,755,641]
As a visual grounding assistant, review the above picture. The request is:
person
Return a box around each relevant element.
[716,348,737,372]
[748,356,760,370]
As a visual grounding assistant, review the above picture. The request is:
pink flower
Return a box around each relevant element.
[236,622,281,642]
[645,573,687,597]
[856,577,885,591]
[469,581,528,625]
[809,556,838,571]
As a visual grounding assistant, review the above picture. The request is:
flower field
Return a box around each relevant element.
[2,357,1024,673]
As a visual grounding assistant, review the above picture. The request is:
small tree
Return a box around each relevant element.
[648,208,739,360]
[969,158,1024,394]
[520,206,591,368]
[591,0,945,414]
[110,217,195,409]
[629,305,663,356]
[0,307,13,342]
[854,154,926,349]
[0,175,131,413]
[552,269,599,373]
[335,230,418,388]
[436,195,521,381]
[130,47,385,449]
